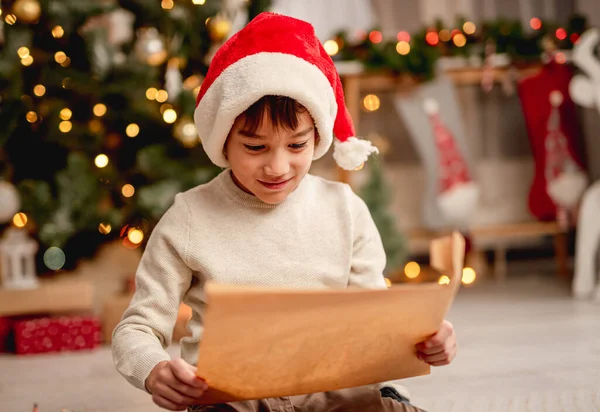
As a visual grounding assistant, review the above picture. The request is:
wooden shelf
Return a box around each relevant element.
[0,277,94,317]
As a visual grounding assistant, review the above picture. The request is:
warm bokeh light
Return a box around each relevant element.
[453,33,467,47]
[462,267,477,285]
[163,108,177,124]
[26,111,38,123]
[5,14,17,25]
[126,123,140,137]
[555,28,567,40]
[60,108,72,120]
[463,21,476,35]
[122,184,135,198]
[397,31,410,42]
[439,29,451,42]
[368,30,383,44]
[396,41,410,55]
[95,154,109,168]
[530,17,542,30]
[161,0,174,9]
[21,55,33,66]
[354,162,365,171]
[18,46,30,59]
[33,84,46,96]
[156,90,169,103]
[54,51,67,64]
[146,87,158,100]
[362,94,380,112]
[93,103,107,117]
[323,40,340,56]
[438,275,451,285]
[13,212,28,227]
[98,223,112,235]
[426,31,440,46]
[404,261,421,279]
[192,0,206,4]
[556,52,567,64]
[128,228,144,244]
[384,278,392,288]
[52,25,64,38]
[59,121,72,133]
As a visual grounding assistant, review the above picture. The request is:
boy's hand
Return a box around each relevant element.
[415,320,457,366]
[145,358,208,411]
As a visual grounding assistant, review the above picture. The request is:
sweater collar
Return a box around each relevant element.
[218,169,310,208]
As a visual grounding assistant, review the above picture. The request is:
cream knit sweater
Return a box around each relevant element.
[112,169,387,392]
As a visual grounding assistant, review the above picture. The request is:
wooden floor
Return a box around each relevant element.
[1,263,599,412]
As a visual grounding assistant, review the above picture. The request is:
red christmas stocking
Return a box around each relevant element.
[518,61,588,226]
[424,98,479,226]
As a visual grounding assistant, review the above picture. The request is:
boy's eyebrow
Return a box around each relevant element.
[291,127,314,138]
[238,127,314,139]
[238,130,266,138]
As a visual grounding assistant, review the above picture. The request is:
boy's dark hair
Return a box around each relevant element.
[238,95,320,143]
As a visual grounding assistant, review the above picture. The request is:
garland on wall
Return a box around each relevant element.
[327,14,589,79]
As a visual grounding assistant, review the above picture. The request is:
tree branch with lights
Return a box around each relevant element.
[0,0,270,270]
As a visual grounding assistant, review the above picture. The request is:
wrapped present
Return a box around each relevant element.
[0,317,14,353]
[14,316,101,355]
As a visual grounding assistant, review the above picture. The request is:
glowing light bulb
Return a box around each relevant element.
[95,154,109,168]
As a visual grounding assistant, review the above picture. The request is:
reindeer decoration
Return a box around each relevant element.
[570,28,600,300]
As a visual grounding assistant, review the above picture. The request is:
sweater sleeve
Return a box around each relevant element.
[347,190,388,289]
[111,193,194,392]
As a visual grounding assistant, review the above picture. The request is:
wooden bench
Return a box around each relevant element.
[407,221,568,282]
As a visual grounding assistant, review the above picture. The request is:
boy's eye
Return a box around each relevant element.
[289,141,308,150]
[244,145,265,151]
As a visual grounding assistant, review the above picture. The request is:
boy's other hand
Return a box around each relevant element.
[145,358,208,411]
[415,320,457,366]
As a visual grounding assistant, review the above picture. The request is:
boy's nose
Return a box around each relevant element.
[264,151,290,176]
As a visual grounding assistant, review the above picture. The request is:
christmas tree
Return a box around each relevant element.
[359,159,407,276]
[0,0,270,270]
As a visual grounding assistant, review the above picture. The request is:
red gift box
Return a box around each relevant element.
[14,316,102,355]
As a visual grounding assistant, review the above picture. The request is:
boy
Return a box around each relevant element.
[112,12,457,412]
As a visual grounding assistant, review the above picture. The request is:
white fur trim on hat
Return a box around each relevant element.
[547,170,588,208]
[194,52,337,168]
[333,137,379,171]
[437,181,480,225]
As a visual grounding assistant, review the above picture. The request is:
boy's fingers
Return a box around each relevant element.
[161,383,201,405]
[169,380,207,398]
[418,350,451,363]
[170,359,206,388]
[152,393,187,411]
[417,345,444,355]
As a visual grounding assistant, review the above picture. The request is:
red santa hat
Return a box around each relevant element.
[194,12,378,170]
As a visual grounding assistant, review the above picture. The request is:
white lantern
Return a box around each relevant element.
[0,228,39,289]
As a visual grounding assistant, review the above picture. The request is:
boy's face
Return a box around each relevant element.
[225,110,316,204]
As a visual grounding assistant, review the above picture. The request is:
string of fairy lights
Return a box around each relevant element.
[326,16,579,115]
